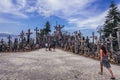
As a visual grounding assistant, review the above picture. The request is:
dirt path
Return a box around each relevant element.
[0,49,120,80]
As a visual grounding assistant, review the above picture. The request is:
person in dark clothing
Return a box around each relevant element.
[99,44,115,79]
[52,41,56,51]
[48,42,52,51]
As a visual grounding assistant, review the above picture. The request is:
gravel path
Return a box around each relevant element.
[0,49,120,80]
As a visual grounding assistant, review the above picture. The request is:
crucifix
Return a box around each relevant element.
[97,28,103,42]
[34,27,39,44]
[86,36,89,47]
[107,33,116,59]
[117,29,120,50]
[26,29,33,44]
[74,31,78,41]
[19,31,25,50]
[1,39,4,45]
[90,32,97,44]
[0,39,4,52]
[109,34,114,52]
[19,30,24,42]
[54,24,64,40]
[114,25,120,50]
[7,35,12,48]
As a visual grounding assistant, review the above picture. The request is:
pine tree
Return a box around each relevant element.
[103,1,120,38]
[39,29,44,37]
[39,21,51,37]
[44,21,51,35]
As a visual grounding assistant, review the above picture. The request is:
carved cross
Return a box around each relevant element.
[26,29,33,44]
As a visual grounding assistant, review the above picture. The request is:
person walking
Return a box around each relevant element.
[45,42,48,51]
[52,40,56,52]
[99,44,115,79]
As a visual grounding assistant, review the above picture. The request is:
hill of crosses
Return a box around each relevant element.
[0,1,120,80]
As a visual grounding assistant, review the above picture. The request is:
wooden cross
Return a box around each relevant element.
[34,27,39,34]
[7,35,11,47]
[7,35,11,42]
[34,27,39,44]
[90,32,97,44]
[55,24,64,40]
[26,29,33,44]
[108,34,115,52]
[0,39,4,44]
[19,30,24,40]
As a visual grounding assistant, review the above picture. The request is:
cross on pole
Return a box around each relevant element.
[19,31,24,48]
[97,28,103,42]
[8,35,11,42]
[7,35,11,47]
[90,32,97,44]
[26,29,33,44]
[54,24,64,40]
[34,27,39,44]
[19,30,24,41]
[114,26,120,50]
[109,34,115,52]
[1,39,4,44]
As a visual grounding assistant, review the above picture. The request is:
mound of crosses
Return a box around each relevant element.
[0,24,120,64]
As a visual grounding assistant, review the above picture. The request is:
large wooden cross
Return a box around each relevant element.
[26,29,33,44]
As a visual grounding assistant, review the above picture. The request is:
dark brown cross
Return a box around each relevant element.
[8,35,11,42]
[34,27,39,44]
[19,30,24,40]
[26,29,33,44]
[7,35,11,47]
[1,39,4,44]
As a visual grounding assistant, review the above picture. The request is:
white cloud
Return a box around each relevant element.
[118,3,120,9]
[0,0,28,18]
[68,10,108,29]
[35,0,109,30]
[36,0,96,18]
[0,18,19,24]
[0,0,119,30]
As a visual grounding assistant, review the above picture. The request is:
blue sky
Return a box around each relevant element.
[0,0,120,38]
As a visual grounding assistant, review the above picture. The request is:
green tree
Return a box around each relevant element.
[44,21,51,35]
[39,29,44,37]
[39,21,51,36]
[103,1,120,38]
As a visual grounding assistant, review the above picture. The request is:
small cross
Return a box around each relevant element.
[19,30,24,39]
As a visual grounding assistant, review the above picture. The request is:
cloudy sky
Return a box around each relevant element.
[0,0,120,37]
